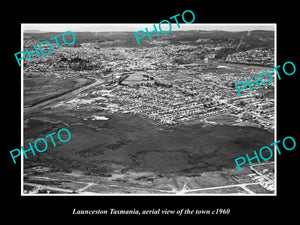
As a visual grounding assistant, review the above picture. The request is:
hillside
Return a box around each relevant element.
[24,29,274,48]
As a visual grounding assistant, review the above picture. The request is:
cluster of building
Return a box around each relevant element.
[227,94,274,129]
[50,62,274,131]
[107,71,273,129]
[249,166,275,192]
[225,48,274,66]
[23,36,274,130]
[23,37,274,75]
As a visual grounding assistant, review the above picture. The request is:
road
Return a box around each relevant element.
[24,78,105,114]
[24,180,272,195]
[181,182,267,194]
[24,167,274,195]
[24,181,175,194]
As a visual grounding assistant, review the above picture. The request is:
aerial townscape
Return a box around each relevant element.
[23,28,275,195]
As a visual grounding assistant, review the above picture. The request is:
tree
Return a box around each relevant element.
[172,57,185,64]
[215,48,236,59]
[237,100,246,107]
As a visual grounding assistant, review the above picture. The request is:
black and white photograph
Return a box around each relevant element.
[21,23,276,195]
[3,4,298,221]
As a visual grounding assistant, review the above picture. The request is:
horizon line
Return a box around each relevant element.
[22,23,275,33]
[24,29,274,33]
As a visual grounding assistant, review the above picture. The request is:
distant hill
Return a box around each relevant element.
[23,29,274,49]
[24,29,45,33]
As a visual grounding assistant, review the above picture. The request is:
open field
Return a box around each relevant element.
[206,114,239,123]
[24,111,273,177]
[24,75,91,107]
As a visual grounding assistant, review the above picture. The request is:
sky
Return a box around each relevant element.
[22,23,275,32]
